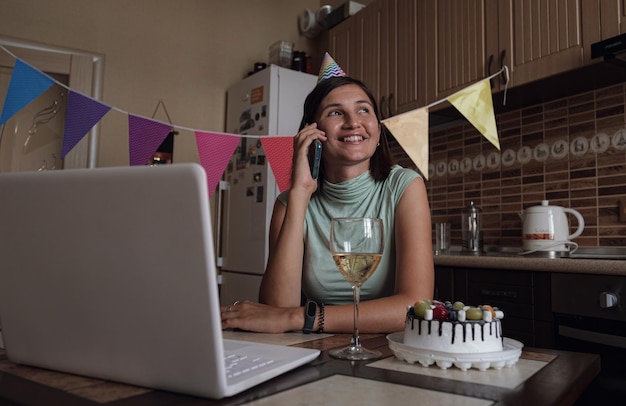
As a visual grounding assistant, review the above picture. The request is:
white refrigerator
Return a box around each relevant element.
[218,65,316,306]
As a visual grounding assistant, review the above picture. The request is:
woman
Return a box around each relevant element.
[221,75,434,334]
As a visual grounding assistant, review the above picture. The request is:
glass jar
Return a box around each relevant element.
[461,201,484,254]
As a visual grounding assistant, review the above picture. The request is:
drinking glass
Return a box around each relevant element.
[329,217,384,361]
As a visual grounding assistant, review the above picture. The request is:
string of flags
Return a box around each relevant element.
[0,45,506,197]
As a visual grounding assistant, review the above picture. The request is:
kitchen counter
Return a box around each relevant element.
[434,250,626,276]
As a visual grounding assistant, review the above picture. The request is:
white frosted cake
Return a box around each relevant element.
[404,300,504,354]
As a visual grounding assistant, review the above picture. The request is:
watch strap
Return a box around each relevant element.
[303,300,317,334]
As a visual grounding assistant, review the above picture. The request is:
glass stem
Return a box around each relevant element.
[352,285,361,349]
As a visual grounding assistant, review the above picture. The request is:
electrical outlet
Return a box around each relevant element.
[620,200,626,222]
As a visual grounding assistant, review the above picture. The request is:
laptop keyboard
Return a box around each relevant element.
[224,352,275,379]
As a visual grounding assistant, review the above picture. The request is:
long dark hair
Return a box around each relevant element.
[298,76,395,187]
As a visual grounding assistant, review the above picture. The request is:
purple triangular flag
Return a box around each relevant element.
[0,59,55,125]
[128,114,173,166]
[194,131,240,198]
[62,90,111,158]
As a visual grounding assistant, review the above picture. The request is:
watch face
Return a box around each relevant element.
[304,300,317,333]
[306,300,317,316]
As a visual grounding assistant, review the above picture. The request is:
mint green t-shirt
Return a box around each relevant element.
[277,165,421,305]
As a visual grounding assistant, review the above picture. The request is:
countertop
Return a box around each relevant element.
[434,250,626,276]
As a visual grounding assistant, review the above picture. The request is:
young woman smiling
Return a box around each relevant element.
[221,75,434,335]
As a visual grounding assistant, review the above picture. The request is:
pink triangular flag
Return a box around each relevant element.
[194,131,240,198]
[128,114,173,166]
[62,90,111,157]
[260,137,293,192]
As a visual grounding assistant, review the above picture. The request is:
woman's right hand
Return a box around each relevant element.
[290,123,326,196]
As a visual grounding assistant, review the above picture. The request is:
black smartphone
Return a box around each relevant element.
[308,139,322,179]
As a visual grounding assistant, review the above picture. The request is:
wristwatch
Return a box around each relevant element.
[303,300,317,334]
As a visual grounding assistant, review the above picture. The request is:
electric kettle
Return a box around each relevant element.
[519,200,585,256]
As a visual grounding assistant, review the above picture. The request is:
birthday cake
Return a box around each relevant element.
[404,300,504,354]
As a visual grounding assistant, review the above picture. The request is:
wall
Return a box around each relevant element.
[396,82,626,248]
[0,0,320,166]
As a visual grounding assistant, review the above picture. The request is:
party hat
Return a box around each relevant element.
[318,52,346,83]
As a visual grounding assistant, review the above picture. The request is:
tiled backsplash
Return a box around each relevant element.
[391,83,626,248]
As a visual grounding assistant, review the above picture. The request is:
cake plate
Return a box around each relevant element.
[386,332,523,371]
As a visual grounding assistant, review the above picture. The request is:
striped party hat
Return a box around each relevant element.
[318,52,346,83]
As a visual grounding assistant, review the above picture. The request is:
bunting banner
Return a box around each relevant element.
[447,78,501,150]
[382,107,430,179]
[260,137,294,193]
[0,45,504,194]
[62,90,111,158]
[0,58,54,126]
[194,131,240,198]
[128,114,173,166]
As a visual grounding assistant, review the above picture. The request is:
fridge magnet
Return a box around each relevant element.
[239,110,254,132]
[246,187,254,197]
[236,158,247,170]
[248,144,258,156]
[250,156,257,165]
[256,186,264,203]
[256,140,263,149]
[251,86,264,104]
[227,161,233,173]
[257,155,266,166]
[261,105,267,117]
[253,172,262,183]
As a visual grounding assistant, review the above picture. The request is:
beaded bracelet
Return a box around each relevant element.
[317,302,325,334]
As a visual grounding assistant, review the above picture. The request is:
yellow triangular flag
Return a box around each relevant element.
[447,79,500,150]
[383,107,429,179]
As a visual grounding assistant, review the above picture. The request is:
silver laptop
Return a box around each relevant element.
[0,163,319,399]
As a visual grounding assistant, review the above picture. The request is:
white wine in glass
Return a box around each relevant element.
[330,217,384,361]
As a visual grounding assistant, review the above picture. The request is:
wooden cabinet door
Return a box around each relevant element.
[329,0,398,119]
[328,11,361,79]
[494,0,586,89]
[395,0,434,115]
[433,0,490,99]
[581,0,626,63]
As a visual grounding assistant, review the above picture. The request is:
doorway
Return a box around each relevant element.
[0,37,104,171]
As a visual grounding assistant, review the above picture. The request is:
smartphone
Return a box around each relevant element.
[308,139,322,179]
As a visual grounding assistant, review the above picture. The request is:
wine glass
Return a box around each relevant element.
[329,217,384,361]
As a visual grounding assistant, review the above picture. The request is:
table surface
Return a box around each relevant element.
[0,332,600,406]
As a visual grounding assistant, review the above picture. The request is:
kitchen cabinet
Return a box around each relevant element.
[329,0,614,110]
[433,0,491,99]
[435,266,554,348]
[327,8,360,79]
[581,0,626,60]
[327,0,433,117]
[436,0,589,96]
[486,0,588,91]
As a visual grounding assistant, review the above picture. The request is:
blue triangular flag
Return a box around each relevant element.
[0,59,55,126]
[62,91,111,158]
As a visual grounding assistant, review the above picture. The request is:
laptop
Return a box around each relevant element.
[0,163,319,399]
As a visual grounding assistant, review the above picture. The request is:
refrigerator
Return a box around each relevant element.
[217,65,316,306]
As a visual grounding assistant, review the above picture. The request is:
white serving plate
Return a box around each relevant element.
[386,332,523,371]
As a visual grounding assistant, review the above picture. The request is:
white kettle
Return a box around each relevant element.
[519,200,585,255]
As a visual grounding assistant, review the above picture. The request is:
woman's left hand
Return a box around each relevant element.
[221,300,303,333]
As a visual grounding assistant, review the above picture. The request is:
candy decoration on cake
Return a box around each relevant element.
[404,299,505,354]
[318,52,346,83]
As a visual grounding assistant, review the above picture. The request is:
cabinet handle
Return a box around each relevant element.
[380,95,386,119]
[487,54,494,89]
[499,50,509,86]
[387,93,394,118]
[480,288,517,299]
